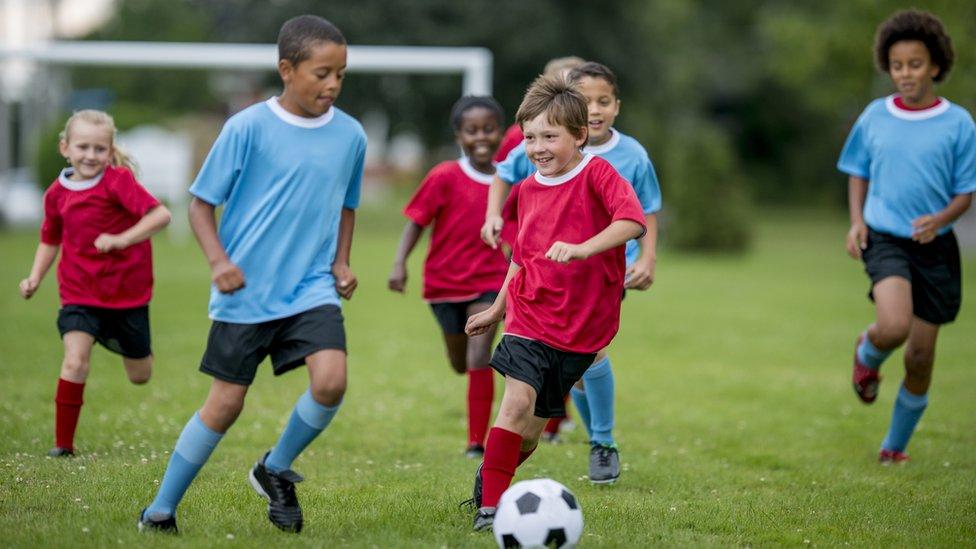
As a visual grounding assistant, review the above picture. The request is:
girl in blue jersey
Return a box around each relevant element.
[838,9,975,463]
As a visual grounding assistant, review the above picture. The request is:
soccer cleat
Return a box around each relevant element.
[472,506,496,531]
[47,447,74,458]
[459,462,484,510]
[852,334,881,404]
[589,443,620,484]
[137,508,178,534]
[249,452,304,533]
[878,449,910,464]
[465,443,485,459]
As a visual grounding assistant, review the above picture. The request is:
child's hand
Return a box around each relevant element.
[94,233,129,253]
[333,263,358,300]
[846,222,868,259]
[19,277,40,299]
[625,257,656,290]
[545,241,589,264]
[481,215,504,249]
[465,306,503,336]
[912,214,941,244]
[212,259,245,294]
[388,263,407,293]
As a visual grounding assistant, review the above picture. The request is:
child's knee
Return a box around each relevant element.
[125,358,153,384]
[311,377,346,406]
[874,319,911,347]
[61,355,90,380]
[128,370,151,385]
[498,394,534,421]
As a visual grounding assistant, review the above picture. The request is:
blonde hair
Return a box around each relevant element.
[515,74,588,139]
[543,56,585,79]
[60,110,137,173]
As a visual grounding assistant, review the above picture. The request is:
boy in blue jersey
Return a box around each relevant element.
[138,15,366,533]
[481,62,662,484]
[839,9,975,464]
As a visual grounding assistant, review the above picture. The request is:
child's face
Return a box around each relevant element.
[888,40,940,103]
[522,113,587,178]
[58,121,113,180]
[456,106,503,168]
[577,76,620,146]
[279,40,347,117]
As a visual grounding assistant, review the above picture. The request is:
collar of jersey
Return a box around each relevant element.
[266,97,335,128]
[534,153,594,186]
[885,95,950,121]
[458,157,496,184]
[583,129,620,155]
[59,168,104,191]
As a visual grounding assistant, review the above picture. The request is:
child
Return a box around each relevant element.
[388,96,509,458]
[138,15,366,534]
[463,74,646,530]
[838,9,975,463]
[19,110,171,458]
[482,61,662,483]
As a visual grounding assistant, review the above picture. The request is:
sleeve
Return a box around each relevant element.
[632,155,662,214]
[495,142,533,184]
[402,167,445,227]
[837,112,871,179]
[39,187,63,245]
[111,168,161,216]
[952,116,976,195]
[343,136,367,209]
[598,164,647,232]
[188,119,247,206]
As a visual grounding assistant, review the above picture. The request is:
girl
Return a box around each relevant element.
[20,110,172,457]
[838,10,975,463]
[388,96,508,458]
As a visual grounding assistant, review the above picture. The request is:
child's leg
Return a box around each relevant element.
[861,277,913,367]
[465,301,497,449]
[582,348,615,446]
[481,377,539,508]
[123,356,153,385]
[144,379,246,518]
[54,332,95,452]
[570,379,592,440]
[881,317,938,454]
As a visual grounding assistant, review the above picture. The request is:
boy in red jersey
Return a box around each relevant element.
[462,74,645,531]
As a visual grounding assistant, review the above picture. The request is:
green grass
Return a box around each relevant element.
[1,205,974,547]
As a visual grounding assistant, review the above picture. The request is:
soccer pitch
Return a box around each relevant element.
[1,205,974,547]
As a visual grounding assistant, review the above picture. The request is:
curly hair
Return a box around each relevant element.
[278,15,346,67]
[874,9,954,82]
[449,96,505,132]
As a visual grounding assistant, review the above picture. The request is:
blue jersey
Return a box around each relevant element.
[837,95,976,238]
[497,129,661,264]
[189,98,367,323]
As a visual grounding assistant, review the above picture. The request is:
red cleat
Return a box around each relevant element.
[878,449,909,464]
[852,334,881,404]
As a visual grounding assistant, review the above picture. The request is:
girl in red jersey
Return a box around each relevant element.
[20,110,172,457]
[389,96,508,458]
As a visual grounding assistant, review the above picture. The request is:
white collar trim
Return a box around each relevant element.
[58,168,104,191]
[534,153,594,186]
[885,95,950,121]
[583,128,620,154]
[266,97,335,128]
[458,157,495,185]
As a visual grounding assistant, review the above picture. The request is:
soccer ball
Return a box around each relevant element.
[493,478,583,548]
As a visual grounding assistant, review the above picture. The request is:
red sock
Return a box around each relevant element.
[543,394,570,435]
[54,378,85,451]
[482,427,522,507]
[467,367,494,446]
[518,445,536,465]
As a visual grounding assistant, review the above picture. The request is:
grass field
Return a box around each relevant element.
[1,205,974,547]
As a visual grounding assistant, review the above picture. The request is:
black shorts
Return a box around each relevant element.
[429,291,499,335]
[200,304,346,386]
[863,228,962,325]
[57,305,152,359]
[490,335,596,418]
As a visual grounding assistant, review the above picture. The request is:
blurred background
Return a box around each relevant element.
[2,0,975,252]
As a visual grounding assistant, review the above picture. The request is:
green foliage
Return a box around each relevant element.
[33,121,67,191]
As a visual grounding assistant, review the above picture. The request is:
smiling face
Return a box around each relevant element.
[59,120,114,180]
[888,39,940,106]
[456,106,503,172]
[522,113,587,178]
[278,40,348,117]
[577,75,620,146]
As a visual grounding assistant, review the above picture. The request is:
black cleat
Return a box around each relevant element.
[473,506,496,531]
[48,447,74,458]
[249,452,304,533]
[459,462,484,510]
[465,443,485,459]
[137,508,178,534]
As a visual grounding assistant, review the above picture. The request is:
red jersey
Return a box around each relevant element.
[493,124,524,163]
[505,155,645,353]
[40,165,160,308]
[404,159,509,302]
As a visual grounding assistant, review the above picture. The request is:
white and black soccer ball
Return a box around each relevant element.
[493,478,583,548]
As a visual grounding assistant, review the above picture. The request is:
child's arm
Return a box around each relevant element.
[546,219,645,264]
[846,175,869,259]
[912,192,974,244]
[19,243,60,299]
[626,213,658,290]
[94,205,172,253]
[333,207,358,300]
[481,175,511,249]
[465,261,520,336]
[189,197,245,294]
[388,221,424,293]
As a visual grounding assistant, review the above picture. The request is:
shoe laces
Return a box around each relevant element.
[596,445,614,467]
[269,469,303,506]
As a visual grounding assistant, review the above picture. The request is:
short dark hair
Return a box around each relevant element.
[568,61,619,97]
[449,96,505,132]
[874,9,954,82]
[515,74,587,140]
[277,15,346,67]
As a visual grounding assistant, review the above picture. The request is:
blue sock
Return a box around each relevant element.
[265,390,340,473]
[145,412,222,519]
[570,386,592,440]
[857,332,892,370]
[881,384,928,453]
[582,357,615,446]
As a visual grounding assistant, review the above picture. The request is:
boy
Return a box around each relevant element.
[482,61,662,483]
[464,74,646,530]
[138,15,366,534]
